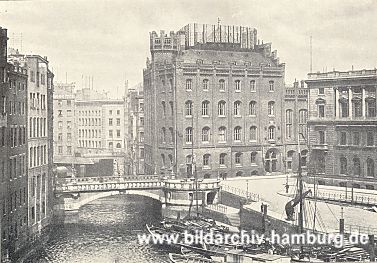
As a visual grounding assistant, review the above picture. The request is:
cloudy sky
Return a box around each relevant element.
[0,0,376,98]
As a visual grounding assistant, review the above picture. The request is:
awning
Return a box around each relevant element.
[53,156,94,165]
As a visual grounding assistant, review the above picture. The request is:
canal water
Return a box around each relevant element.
[24,195,170,263]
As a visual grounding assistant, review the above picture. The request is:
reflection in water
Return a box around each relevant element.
[25,195,169,263]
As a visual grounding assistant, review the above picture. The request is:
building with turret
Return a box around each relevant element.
[143,23,307,179]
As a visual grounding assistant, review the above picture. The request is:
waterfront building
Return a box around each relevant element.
[306,69,377,190]
[126,83,145,175]
[8,50,55,246]
[143,23,307,178]
[53,83,76,158]
[75,88,128,176]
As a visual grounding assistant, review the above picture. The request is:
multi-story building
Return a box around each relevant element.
[53,83,76,158]
[8,50,54,243]
[144,23,307,179]
[127,83,145,175]
[283,80,308,173]
[306,69,377,190]
[0,26,8,263]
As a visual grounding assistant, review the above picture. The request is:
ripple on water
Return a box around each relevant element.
[25,195,169,263]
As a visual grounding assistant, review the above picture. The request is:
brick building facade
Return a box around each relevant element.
[143,23,307,179]
[306,69,377,190]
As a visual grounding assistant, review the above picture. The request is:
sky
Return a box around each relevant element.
[0,0,376,98]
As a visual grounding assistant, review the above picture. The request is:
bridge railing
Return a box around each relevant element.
[221,184,260,202]
[308,190,377,206]
[163,180,221,191]
[206,204,228,214]
[57,175,160,184]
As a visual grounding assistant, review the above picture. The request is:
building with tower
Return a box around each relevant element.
[143,22,307,179]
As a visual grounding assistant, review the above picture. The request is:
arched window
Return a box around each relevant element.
[218,101,226,116]
[234,126,242,141]
[161,154,166,167]
[186,155,192,164]
[234,101,241,116]
[367,158,375,177]
[250,80,256,92]
[249,101,256,116]
[340,157,347,175]
[299,109,308,137]
[219,153,227,166]
[235,152,242,165]
[251,152,257,164]
[286,109,293,139]
[235,80,241,91]
[169,101,174,115]
[185,127,192,143]
[353,158,361,176]
[268,126,275,140]
[218,127,226,142]
[269,80,274,91]
[116,143,121,148]
[186,79,192,91]
[162,101,166,117]
[161,127,166,143]
[168,154,173,166]
[202,127,210,142]
[219,79,226,91]
[301,150,308,167]
[249,126,257,141]
[202,101,209,116]
[268,101,275,116]
[169,127,174,144]
[203,154,210,167]
[185,101,192,116]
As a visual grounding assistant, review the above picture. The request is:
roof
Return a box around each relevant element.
[53,156,94,165]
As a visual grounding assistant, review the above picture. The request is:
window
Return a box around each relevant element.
[367,132,374,146]
[186,79,192,91]
[268,101,275,116]
[219,79,226,91]
[116,130,121,138]
[286,110,293,139]
[203,154,210,167]
[251,152,257,164]
[367,100,376,117]
[249,126,257,141]
[353,158,361,176]
[353,99,362,117]
[340,132,347,145]
[219,153,226,166]
[67,133,72,140]
[298,109,307,138]
[117,110,120,115]
[319,131,325,144]
[109,110,113,115]
[318,87,324,94]
[318,105,325,118]
[234,101,241,116]
[202,79,209,90]
[109,142,113,149]
[234,126,241,141]
[109,130,113,138]
[235,152,242,165]
[268,126,275,140]
[162,101,166,117]
[352,132,360,146]
[250,80,256,92]
[66,100,71,106]
[340,157,347,175]
[67,146,72,155]
[30,70,35,82]
[185,101,192,116]
[218,127,226,142]
[185,127,192,143]
[218,101,226,116]
[202,127,210,142]
[108,118,114,126]
[116,118,120,126]
[58,146,63,154]
[340,101,349,118]
[249,101,256,116]
[161,128,166,143]
[202,101,209,116]
[58,133,63,141]
[235,80,241,91]
[367,158,375,177]
[269,81,274,91]
[116,143,121,148]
